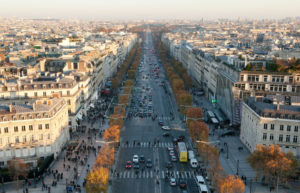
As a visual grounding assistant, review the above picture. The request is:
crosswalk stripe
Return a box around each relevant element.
[161,171,164,179]
[150,171,153,178]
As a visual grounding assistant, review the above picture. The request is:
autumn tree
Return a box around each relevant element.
[118,95,130,105]
[104,125,120,142]
[219,175,245,193]
[8,158,29,191]
[113,106,125,116]
[96,144,115,168]
[127,70,136,79]
[123,87,133,95]
[186,107,203,120]
[109,114,124,128]
[248,144,298,192]
[86,166,109,193]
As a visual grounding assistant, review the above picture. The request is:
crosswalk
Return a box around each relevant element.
[120,142,174,148]
[110,170,197,180]
[128,116,173,121]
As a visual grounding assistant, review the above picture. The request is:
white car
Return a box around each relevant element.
[162,126,171,131]
[169,178,176,186]
[133,155,139,163]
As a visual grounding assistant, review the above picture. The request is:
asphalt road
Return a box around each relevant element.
[111,30,200,193]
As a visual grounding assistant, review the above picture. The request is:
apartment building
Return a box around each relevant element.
[240,97,300,157]
[0,98,69,166]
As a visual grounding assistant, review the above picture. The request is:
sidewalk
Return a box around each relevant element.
[4,117,110,193]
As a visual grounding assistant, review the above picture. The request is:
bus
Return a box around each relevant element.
[177,142,188,162]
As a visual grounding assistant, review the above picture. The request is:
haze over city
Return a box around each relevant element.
[1,0,300,20]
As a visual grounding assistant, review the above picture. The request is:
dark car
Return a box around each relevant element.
[158,121,164,126]
[162,132,170,137]
[166,161,173,169]
[139,155,145,163]
[177,135,185,142]
[146,159,152,168]
[179,179,187,189]
[134,162,140,169]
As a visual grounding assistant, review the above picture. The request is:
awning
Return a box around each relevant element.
[76,113,82,120]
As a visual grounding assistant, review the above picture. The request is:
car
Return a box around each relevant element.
[172,138,178,145]
[162,132,170,137]
[169,150,175,156]
[179,179,187,189]
[134,162,140,169]
[169,178,176,186]
[146,159,152,168]
[162,126,171,131]
[166,162,173,169]
[125,161,132,169]
[158,121,164,126]
[133,155,139,163]
[177,135,185,142]
[171,155,177,162]
[167,146,174,151]
[139,155,145,163]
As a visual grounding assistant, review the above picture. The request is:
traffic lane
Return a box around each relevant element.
[112,178,155,193]
[121,121,156,141]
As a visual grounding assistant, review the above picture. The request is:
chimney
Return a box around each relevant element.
[277,101,280,111]
[9,104,13,113]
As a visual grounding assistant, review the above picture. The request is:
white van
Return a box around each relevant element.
[188,150,195,160]
[195,175,205,186]
[190,158,198,168]
[199,184,208,193]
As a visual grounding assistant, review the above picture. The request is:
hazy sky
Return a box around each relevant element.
[1,0,300,20]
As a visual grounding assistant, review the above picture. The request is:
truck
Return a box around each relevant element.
[188,150,195,160]
[177,142,188,162]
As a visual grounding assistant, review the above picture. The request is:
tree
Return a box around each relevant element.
[127,70,136,79]
[247,144,298,192]
[96,144,115,168]
[124,80,134,87]
[113,106,125,116]
[118,95,130,105]
[186,107,203,120]
[123,87,132,95]
[86,166,109,193]
[219,175,245,193]
[8,158,29,191]
[109,114,124,128]
[104,125,120,142]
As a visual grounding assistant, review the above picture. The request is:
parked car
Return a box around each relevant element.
[166,161,173,169]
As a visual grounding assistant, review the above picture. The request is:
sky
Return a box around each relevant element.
[1,0,300,20]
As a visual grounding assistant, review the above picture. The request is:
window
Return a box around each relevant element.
[14,126,18,132]
[263,133,267,140]
[240,75,244,81]
[264,75,268,82]
[286,135,290,142]
[38,124,42,130]
[29,125,33,131]
[43,92,46,97]
[34,92,38,97]
[22,126,26,131]
[279,134,283,142]
[270,134,274,141]
[295,126,298,132]
[67,100,71,105]
[0,138,2,145]
[264,124,268,129]
[39,134,43,140]
[293,136,298,143]
[67,91,70,95]
[271,124,274,130]
[31,135,34,141]
[287,125,291,132]
[280,125,284,131]
[24,93,28,98]
[23,136,26,143]
[45,124,49,129]
[48,134,51,140]
[15,136,19,143]
[4,127,8,133]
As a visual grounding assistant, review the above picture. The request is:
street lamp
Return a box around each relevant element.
[1,174,5,193]
[195,139,220,166]
[236,159,239,176]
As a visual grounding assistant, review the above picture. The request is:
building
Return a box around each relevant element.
[0,98,69,167]
[240,97,300,158]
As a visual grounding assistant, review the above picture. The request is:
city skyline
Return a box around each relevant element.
[1,0,300,20]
